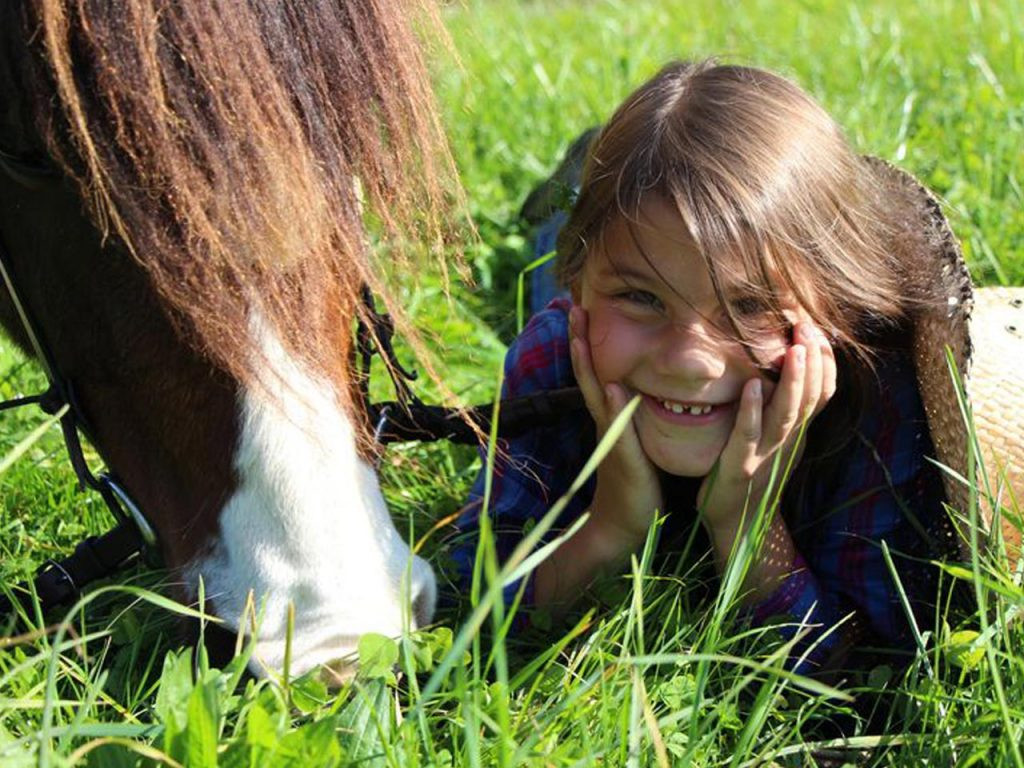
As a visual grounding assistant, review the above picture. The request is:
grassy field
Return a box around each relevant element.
[3,0,1024,764]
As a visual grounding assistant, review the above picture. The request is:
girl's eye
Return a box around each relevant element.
[617,289,664,311]
[729,296,770,317]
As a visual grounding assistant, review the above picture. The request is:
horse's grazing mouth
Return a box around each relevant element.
[187,312,436,677]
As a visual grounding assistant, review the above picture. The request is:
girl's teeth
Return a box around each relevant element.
[661,400,711,415]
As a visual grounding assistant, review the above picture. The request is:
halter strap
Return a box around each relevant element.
[367,387,586,445]
[356,286,586,445]
[0,153,157,620]
[0,520,144,619]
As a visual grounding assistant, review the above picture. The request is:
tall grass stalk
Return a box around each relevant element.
[3,0,1024,764]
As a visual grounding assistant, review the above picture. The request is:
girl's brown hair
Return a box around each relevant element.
[557,59,917,469]
[558,59,907,361]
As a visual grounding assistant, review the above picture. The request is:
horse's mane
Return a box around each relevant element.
[6,0,461,423]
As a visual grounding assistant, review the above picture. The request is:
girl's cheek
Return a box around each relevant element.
[585,311,617,381]
[586,308,646,383]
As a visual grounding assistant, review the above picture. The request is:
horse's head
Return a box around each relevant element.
[0,0,453,678]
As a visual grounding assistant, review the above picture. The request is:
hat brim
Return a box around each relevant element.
[868,157,1024,555]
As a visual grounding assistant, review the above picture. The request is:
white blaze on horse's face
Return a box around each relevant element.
[186,312,436,678]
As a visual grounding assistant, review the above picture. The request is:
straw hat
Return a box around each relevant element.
[866,157,1023,557]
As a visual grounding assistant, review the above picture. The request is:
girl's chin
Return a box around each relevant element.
[635,415,731,478]
[650,457,718,478]
[640,439,721,478]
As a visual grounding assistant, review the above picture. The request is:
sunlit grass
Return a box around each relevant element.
[3,0,1024,764]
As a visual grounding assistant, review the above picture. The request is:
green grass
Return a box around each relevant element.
[4,0,1024,764]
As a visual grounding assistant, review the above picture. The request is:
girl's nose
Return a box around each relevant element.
[651,320,728,382]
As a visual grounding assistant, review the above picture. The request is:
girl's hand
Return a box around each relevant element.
[698,321,837,535]
[569,305,664,542]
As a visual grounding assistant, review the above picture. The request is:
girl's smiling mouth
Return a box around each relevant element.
[641,393,734,425]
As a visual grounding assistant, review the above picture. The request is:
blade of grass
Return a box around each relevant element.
[417,396,641,706]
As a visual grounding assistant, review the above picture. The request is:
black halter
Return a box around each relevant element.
[355,285,583,446]
[0,151,158,619]
[0,145,585,621]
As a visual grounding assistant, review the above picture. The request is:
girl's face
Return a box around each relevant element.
[578,197,796,477]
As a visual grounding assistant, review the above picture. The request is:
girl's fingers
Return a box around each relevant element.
[820,333,837,407]
[604,381,632,418]
[568,306,655,500]
[797,322,837,418]
[569,306,605,419]
[762,343,805,451]
[799,324,824,419]
[718,377,763,476]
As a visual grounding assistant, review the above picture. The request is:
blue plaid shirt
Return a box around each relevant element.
[452,298,948,673]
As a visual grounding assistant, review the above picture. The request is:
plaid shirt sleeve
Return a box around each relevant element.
[451,298,593,611]
[750,352,946,674]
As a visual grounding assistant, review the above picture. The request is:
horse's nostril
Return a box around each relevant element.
[410,555,437,628]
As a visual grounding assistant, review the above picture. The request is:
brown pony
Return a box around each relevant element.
[0,0,455,677]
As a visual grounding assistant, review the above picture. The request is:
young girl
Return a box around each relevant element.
[453,60,960,675]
